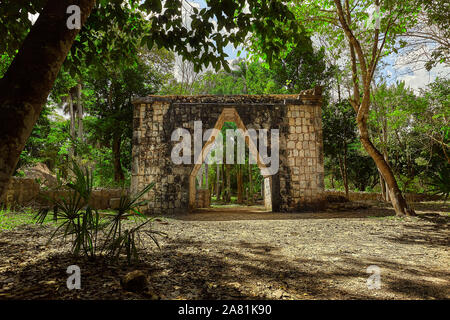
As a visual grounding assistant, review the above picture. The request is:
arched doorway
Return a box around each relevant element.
[188,107,272,211]
[131,89,325,215]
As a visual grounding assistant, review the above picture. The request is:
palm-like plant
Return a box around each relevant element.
[103,182,166,264]
[428,164,450,203]
[35,161,164,263]
[35,161,101,258]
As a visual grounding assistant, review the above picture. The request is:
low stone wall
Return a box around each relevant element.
[325,190,442,202]
[38,189,126,209]
[1,177,442,211]
[0,178,40,206]
[0,177,126,210]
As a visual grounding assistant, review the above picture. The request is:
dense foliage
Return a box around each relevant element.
[1,0,448,200]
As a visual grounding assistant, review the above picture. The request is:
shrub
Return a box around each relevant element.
[34,161,164,263]
[427,164,450,203]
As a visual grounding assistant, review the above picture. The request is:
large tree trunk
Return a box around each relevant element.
[358,118,415,216]
[0,0,96,199]
[335,0,414,216]
[112,132,125,182]
[379,171,387,200]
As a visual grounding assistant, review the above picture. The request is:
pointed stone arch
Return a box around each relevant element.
[188,107,272,211]
[131,88,325,214]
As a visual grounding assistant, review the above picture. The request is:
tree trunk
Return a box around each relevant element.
[246,186,249,204]
[337,154,345,192]
[77,83,83,141]
[204,163,208,189]
[226,164,231,202]
[343,147,349,198]
[379,171,386,201]
[216,164,221,200]
[220,163,225,201]
[237,164,243,204]
[0,0,96,199]
[338,153,349,199]
[384,177,390,201]
[336,0,414,216]
[248,162,253,204]
[381,117,391,202]
[382,152,390,201]
[112,132,124,182]
[358,119,414,216]
[210,166,216,196]
[68,93,76,160]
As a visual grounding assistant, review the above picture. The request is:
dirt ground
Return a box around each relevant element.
[0,201,448,300]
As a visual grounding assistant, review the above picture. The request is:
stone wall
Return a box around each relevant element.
[285,104,324,208]
[38,188,126,209]
[0,178,40,207]
[0,177,125,210]
[131,88,325,214]
[325,190,442,202]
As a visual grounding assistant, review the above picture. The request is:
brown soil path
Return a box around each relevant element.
[0,201,448,300]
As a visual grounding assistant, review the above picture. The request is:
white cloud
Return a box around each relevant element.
[394,45,449,92]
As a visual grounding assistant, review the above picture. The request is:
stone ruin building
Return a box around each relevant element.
[131,87,324,214]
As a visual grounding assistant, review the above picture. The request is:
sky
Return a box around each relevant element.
[191,0,246,60]
[183,1,448,92]
[393,54,448,93]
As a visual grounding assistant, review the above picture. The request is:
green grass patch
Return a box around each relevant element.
[210,203,243,208]
[0,207,54,231]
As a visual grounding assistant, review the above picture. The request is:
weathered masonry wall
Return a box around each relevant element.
[131,88,325,214]
[0,177,126,210]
